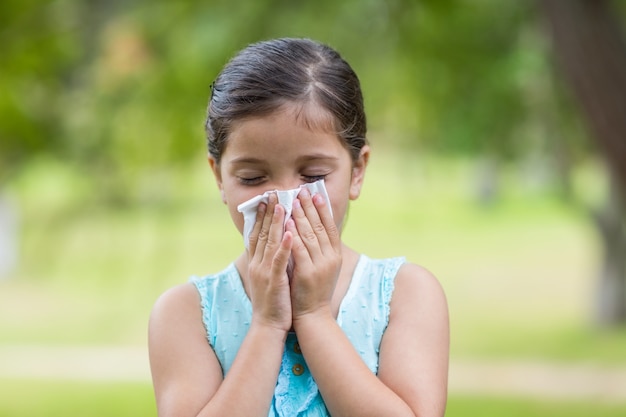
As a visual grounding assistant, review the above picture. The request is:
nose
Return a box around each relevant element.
[272,177,304,192]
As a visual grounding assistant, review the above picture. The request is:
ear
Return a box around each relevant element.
[208,155,227,204]
[349,145,370,200]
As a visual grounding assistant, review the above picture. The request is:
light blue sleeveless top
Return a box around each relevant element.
[191,255,405,417]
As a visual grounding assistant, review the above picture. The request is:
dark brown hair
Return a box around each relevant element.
[205,38,367,164]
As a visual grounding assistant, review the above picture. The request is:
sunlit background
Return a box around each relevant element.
[1,1,626,416]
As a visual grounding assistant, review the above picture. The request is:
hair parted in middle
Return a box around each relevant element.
[205,38,367,164]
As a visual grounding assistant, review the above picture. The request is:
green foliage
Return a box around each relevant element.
[1,3,624,410]
[1,379,625,417]
[0,0,594,203]
[447,395,626,417]
[0,379,155,417]
[0,0,81,181]
[382,0,563,159]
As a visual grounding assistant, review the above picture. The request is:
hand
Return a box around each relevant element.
[247,193,293,332]
[286,188,342,321]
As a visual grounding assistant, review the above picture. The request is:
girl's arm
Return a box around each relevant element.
[149,197,294,417]
[148,283,287,417]
[294,263,449,417]
[289,190,449,417]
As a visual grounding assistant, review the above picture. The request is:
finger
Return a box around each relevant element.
[253,193,278,261]
[247,202,266,255]
[271,229,293,276]
[285,218,308,264]
[291,199,323,262]
[312,193,341,253]
[294,188,330,254]
[264,202,287,258]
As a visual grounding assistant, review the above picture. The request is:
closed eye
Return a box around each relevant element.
[238,176,266,186]
[302,174,327,183]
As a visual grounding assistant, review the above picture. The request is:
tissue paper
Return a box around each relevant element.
[237,179,332,248]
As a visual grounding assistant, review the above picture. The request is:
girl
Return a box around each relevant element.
[149,38,449,417]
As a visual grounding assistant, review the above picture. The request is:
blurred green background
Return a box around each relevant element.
[1,0,626,416]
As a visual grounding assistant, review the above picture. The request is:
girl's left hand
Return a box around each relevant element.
[286,187,342,321]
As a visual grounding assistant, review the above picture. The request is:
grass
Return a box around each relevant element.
[0,379,156,417]
[446,395,626,417]
[1,379,625,417]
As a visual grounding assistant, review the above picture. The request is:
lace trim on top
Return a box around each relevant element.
[191,264,252,374]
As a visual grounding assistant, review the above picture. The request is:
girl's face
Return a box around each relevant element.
[209,103,369,237]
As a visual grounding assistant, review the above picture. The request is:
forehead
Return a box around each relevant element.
[220,103,351,168]
[288,100,338,134]
[225,102,341,150]
[230,100,338,136]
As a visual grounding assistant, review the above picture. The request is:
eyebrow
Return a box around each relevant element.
[229,154,339,165]
[296,153,339,163]
[228,157,266,165]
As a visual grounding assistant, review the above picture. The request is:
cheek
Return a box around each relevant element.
[222,191,248,235]
[326,186,351,228]
[227,204,245,235]
[222,185,256,224]
[332,203,348,232]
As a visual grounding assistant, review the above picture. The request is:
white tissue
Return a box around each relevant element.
[237,179,332,248]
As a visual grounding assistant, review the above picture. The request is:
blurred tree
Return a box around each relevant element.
[379,0,625,325]
[377,0,591,205]
[0,0,80,183]
[2,0,623,323]
[540,0,626,325]
[391,1,528,155]
[52,0,300,204]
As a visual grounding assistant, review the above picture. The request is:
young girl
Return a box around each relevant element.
[149,38,449,417]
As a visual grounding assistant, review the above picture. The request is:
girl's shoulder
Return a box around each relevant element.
[357,254,436,287]
[352,254,445,310]
[359,254,445,304]
[353,252,446,316]
[151,263,237,328]
[150,282,202,326]
[395,261,441,286]
[390,260,448,319]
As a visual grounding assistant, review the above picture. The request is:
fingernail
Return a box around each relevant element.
[293,199,301,210]
[299,188,310,198]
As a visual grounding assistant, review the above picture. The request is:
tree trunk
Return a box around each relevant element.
[0,191,19,279]
[539,0,626,324]
[593,172,626,324]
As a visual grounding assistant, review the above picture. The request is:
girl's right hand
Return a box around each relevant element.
[246,192,293,332]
